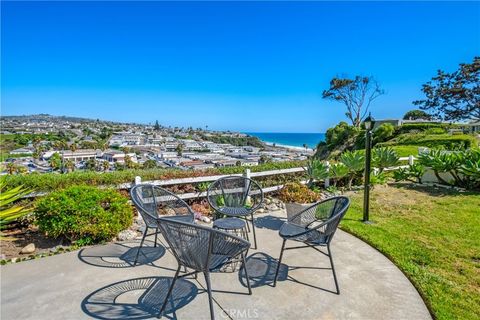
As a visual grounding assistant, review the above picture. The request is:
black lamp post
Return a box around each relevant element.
[363,113,375,223]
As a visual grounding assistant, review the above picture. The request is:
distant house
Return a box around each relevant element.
[463,120,480,133]
[10,147,34,155]
[60,149,100,162]
[102,150,136,163]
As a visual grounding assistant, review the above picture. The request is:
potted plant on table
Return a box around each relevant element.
[278,182,321,221]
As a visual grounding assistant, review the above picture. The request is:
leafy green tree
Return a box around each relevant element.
[414,57,480,120]
[322,76,384,127]
[325,122,359,151]
[373,123,395,144]
[176,143,184,156]
[403,109,431,120]
[143,159,157,169]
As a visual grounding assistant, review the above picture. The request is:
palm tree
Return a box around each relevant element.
[64,159,75,173]
[303,143,308,151]
[6,163,16,175]
[102,161,110,172]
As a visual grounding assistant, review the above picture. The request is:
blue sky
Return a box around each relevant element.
[2,1,479,132]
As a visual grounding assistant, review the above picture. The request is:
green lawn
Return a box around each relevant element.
[390,145,421,157]
[341,184,480,320]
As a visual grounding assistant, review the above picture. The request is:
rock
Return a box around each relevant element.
[264,198,272,205]
[266,204,279,211]
[201,216,211,223]
[11,258,18,263]
[117,230,138,241]
[256,208,265,214]
[20,243,36,254]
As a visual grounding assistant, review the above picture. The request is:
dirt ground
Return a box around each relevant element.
[0,226,65,260]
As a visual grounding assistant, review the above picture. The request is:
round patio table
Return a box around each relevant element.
[212,217,249,272]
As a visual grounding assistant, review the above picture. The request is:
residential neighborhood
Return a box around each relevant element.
[1,115,310,174]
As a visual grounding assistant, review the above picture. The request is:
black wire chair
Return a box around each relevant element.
[206,176,264,249]
[273,196,350,293]
[130,184,195,266]
[155,217,251,320]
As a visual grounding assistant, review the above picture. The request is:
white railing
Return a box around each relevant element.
[22,155,418,200]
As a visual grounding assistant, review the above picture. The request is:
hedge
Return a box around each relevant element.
[4,160,306,192]
[380,133,477,150]
[395,123,459,134]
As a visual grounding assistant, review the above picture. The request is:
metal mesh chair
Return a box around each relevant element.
[130,184,195,265]
[156,217,251,320]
[206,176,264,249]
[273,196,350,293]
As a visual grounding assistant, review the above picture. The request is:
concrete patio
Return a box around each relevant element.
[1,210,431,320]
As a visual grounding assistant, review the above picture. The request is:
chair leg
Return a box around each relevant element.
[154,227,158,248]
[250,213,257,249]
[134,227,148,266]
[327,244,340,294]
[158,265,182,318]
[203,272,215,320]
[273,239,286,287]
[241,253,252,295]
[245,216,251,232]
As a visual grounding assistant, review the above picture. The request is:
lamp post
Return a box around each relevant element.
[363,113,375,223]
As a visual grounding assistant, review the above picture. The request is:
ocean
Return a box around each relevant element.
[246,132,326,149]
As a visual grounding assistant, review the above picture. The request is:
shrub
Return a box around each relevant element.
[325,122,359,151]
[373,123,395,144]
[35,186,133,244]
[4,160,306,192]
[278,182,320,203]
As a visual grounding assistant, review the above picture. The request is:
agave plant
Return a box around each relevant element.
[329,162,349,187]
[0,177,33,239]
[394,163,426,184]
[458,149,480,188]
[419,149,463,186]
[339,151,365,188]
[372,147,399,173]
[305,158,329,187]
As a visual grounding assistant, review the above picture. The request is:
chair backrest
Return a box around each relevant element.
[207,176,264,212]
[156,217,250,271]
[290,196,350,244]
[130,184,194,227]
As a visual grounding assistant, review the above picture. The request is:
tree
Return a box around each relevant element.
[323,76,384,127]
[49,153,62,171]
[102,160,110,172]
[403,109,431,120]
[69,143,77,152]
[154,120,160,131]
[414,57,480,121]
[84,159,97,171]
[176,143,184,156]
[373,123,395,144]
[64,159,75,173]
[143,159,157,169]
[6,162,16,175]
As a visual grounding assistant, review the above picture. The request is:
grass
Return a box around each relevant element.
[341,184,480,320]
[389,145,421,157]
